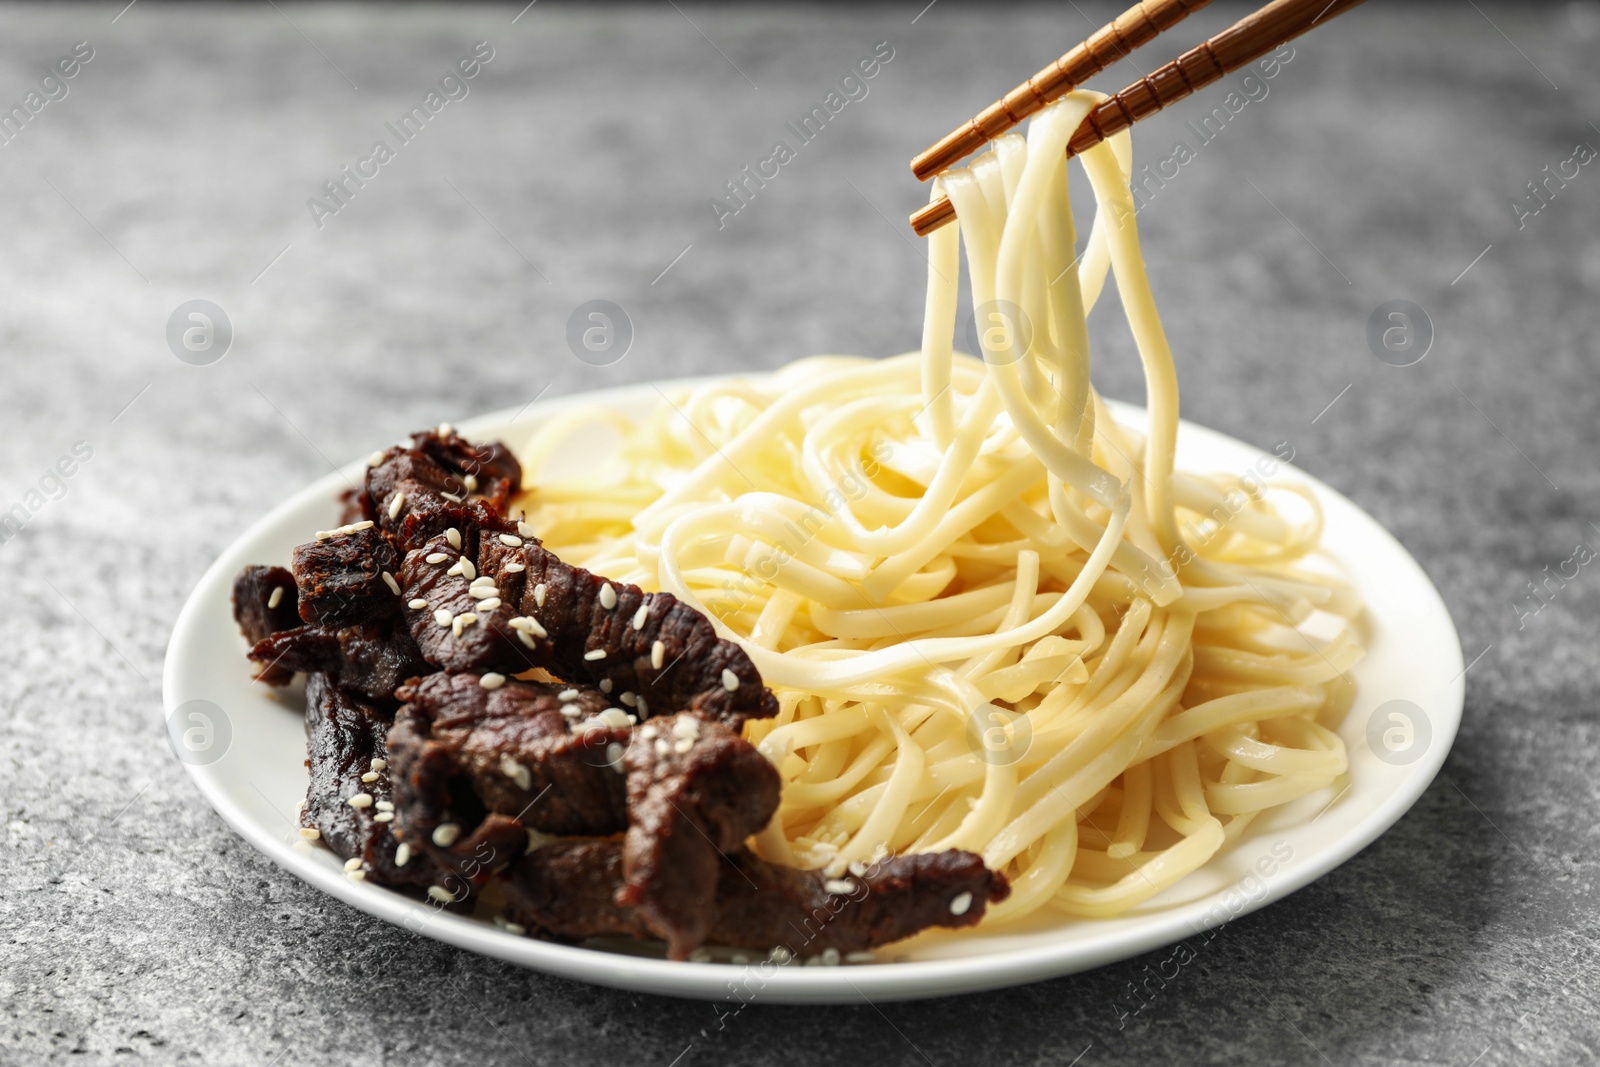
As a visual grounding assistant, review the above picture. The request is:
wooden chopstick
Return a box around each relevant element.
[911,0,1213,183]
[909,0,1367,237]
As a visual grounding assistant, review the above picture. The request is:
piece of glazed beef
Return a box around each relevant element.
[292,524,401,626]
[499,841,1009,959]
[386,673,629,846]
[300,673,452,897]
[394,525,777,728]
[250,621,429,706]
[362,427,520,552]
[231,565,301,685]
[618,712,781,959]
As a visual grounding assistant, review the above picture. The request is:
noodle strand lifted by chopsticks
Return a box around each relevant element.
[513,90,1360,928]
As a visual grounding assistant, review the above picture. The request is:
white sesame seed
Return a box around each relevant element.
[446,560,464,577]
[534,583,547,607]
[361,771,379,782]
[721,669,740,692]
[770,947,793,965]
[500,755,532,790]
[626,714,637,725]
[504,921,526,935]
[847,860,867,878]
[440,491,463,503]
[558,689,580,702]
[599,678,613,693]
[463,474,478,492]
[585,649,606,661]
[475,597,502,611]
[457,612,478,629]
[374,800,394,811]
[438,422,453,436]
[394,843,411,867]
[598,708,631,729]
[315,530,330,541]
[651,641,665,670]
[517,631,536,648]
[446,527,461,550]
[636,696,648,716]
[408,598,429,610]
[949,891,973,916]
[825,858,848,879]
[688,947,713,963]
[344,857,363,871]
[820,948,841,966]
[426,552,448,564]
[731,953,752,965]
[368,450,386,467]
[845,951,875,964]
[632,603,650,630]
[432,823,461,847]
[347,869,367,882]
[452,615,464,637]
[499,533,523,547]
[373,811,394,823]
[619,692,637,708]
[371,758,387,771]
[606,742,625,774]
[599,584,617,610]
[434,608,453,628]
[388,492,406,520]
[671,718,698,740]
[509,615,547,638]
[382,571,401,596]
[267,586,285,610]
[347,521,374,533]
[654,738,670,758]
[459,559,476,581]
[824,879,855,895]
[427,885,453,903]
[517,520,535,538]
[504,562,526,573]
[674,739,693,754]
[559,704,581,719]
[347,793,373,809]
[298,827,321,840]
[480,672,507,690]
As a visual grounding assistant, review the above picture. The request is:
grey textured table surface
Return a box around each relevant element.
[3,1,1598,1064]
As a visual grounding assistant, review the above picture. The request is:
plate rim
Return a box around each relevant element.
[162,373,1464,1004]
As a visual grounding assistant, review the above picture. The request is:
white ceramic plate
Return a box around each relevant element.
[163,377,1463,1004]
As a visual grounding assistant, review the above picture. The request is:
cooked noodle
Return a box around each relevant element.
[512,91,1360,927]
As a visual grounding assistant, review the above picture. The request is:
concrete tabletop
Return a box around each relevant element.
[3,2,1598,1063]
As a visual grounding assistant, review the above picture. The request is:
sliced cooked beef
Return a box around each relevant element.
[236,425,1009,956]
[394,525,777,728]
[363,428,519,553]
[395,530,531,674]
[231,565,301,685]
[250,621,428,706]
[387,673,628,842]
[499,841,1010,958]
[292,524,401,626]
[301,673,447,894]
[498,840,654,943]
[709,848,1008,957]
[618,712,781,958]
[410,427,521,514]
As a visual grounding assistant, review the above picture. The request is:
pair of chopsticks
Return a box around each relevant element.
[908,0,1366,236]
